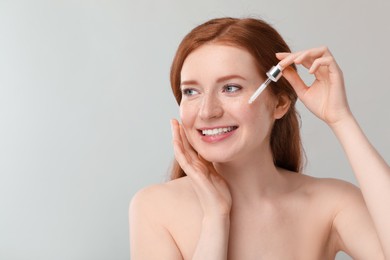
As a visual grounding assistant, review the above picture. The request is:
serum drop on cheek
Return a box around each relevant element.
[248,64,283,104]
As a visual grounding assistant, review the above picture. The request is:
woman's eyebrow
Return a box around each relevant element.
[216,74,246,83]
[180,79,198,86]
[180,74,247,86]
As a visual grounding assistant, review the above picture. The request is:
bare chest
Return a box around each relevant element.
[226,205,335,260]
[169,199,336,260]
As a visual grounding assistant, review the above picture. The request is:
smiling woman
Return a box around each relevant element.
[129,17,390,260]
[178,44,284,165]
[171,18,302,179]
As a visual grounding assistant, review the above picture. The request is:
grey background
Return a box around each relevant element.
[0,0,389,259]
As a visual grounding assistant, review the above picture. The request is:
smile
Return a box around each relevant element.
[200,126,238,136]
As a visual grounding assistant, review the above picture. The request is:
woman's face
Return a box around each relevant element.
[179,44,278,163]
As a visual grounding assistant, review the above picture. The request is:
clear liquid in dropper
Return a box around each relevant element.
[248,78,272,104]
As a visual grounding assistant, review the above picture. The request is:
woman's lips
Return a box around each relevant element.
[197,126,238,143]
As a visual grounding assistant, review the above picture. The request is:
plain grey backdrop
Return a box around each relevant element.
[1,0,389,259]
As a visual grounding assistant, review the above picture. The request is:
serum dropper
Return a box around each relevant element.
[248,64,283,104]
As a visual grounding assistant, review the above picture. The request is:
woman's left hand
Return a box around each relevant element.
[276,46,353,126]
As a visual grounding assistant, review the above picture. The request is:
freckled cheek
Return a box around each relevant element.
[179,103,196,128]
[179,104,200,148]
[230,99,263,120]
[235,101,272,131]
[242,109,262,130]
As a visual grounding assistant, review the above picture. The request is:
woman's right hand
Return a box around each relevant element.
[171,119,232,219]
[276,47,352,127]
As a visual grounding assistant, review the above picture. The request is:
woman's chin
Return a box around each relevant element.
[198,152,233,164]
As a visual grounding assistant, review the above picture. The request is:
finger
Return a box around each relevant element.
[171,119,195,167]
[292,46,332,73]
[171,123,215,196]
[294,46,332,65]
[197,153,209,166]
[275,52,291,60]
[178,124,191,151]
[282,66,309,99]
[172,134,190,170]
[171,119,186,154]
[278,53,297,68]
[178,124,199,162]
[277,51,303,69]
[198,153,217,174]
[170,119,179,140]
[172,129,205,181]
[171,119,181,149]
[309,55,340,75]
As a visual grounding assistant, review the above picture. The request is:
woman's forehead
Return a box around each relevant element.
[181,44,260,82]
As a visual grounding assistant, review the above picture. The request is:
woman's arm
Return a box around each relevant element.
[129,120,231,260]
[129,186,184,260]
[192,215,230,259]
[171,119,232,259]
[330,114,390,257]
[277,47,390,258]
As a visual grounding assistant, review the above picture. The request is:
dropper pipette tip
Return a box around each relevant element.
[248,78,272,104]
[248,64,283,104]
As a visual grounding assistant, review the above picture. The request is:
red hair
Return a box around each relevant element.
[169,17,304,179]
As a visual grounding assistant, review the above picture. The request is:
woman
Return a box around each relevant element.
[130,17,389,259]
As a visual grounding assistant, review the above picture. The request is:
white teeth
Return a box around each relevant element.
[202,127,236,136]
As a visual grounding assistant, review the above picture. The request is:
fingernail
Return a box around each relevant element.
[170,119,174,137]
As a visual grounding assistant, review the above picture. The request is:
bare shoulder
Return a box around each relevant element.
[309,178,383,258]
[131,176,193,202]
[294,175,363,207]
[282,170,361,200]
[292,175,383,258]
[130,176,195,219]
[129,178,193,259]
[282,173,365,217]
[304,176,362,201]
[299,176,370,233]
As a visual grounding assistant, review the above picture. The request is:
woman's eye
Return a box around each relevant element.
[223,84,241,93]
[182,88,199,96]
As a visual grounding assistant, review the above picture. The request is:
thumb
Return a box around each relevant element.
[282,66,308,100]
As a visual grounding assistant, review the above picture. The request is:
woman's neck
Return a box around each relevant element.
[213,147,288,206]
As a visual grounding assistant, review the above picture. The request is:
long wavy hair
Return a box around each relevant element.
[169,17,304,179]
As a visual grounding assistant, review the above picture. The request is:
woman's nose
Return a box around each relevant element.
[199,94,223,120]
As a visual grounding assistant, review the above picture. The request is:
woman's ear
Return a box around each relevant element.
[273,94,291,119]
